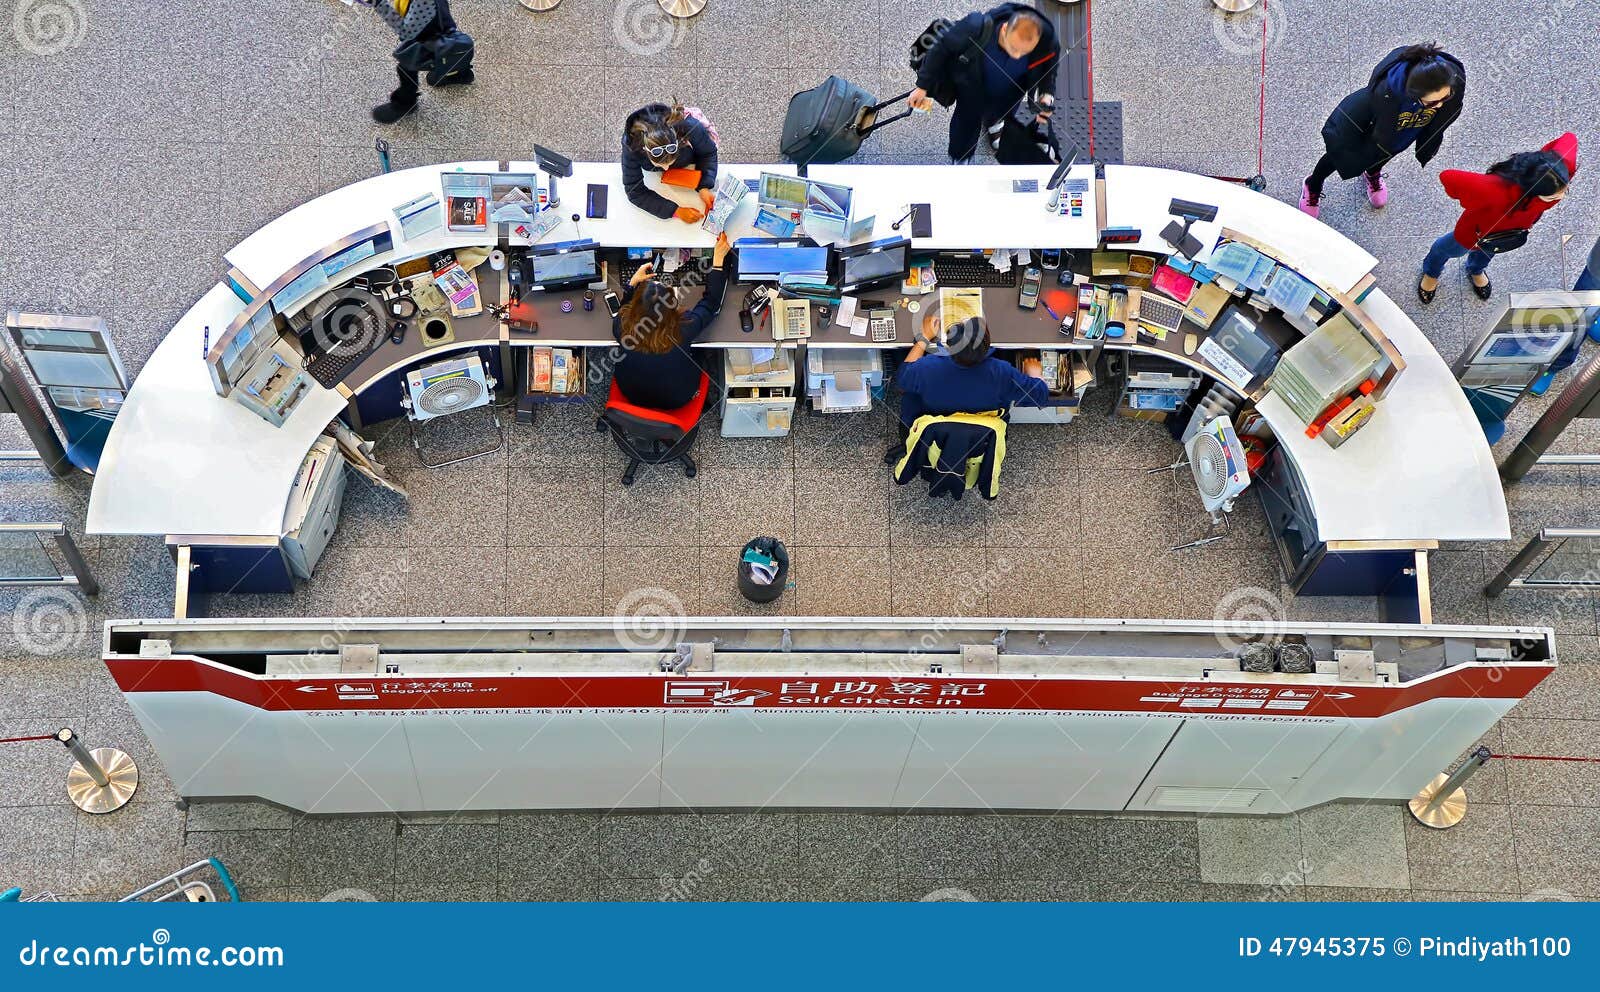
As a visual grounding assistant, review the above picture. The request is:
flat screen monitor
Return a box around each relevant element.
[734,239,829,283]
[1210,304,1282,379]
[832,237,911,293]
[526,238,600,291]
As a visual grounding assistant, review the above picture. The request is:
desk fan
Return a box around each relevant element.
[1151,415,1250,551]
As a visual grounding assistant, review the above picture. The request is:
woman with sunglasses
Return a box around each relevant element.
[1299,44,1465,218]
[1417,134,1577,304]
[621,102,721,223]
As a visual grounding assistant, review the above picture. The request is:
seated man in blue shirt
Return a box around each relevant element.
[887,315,1050,463]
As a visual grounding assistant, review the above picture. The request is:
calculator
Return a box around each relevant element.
[868,309,897,342]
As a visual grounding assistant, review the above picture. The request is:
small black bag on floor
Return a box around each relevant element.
[993,114,1063,166]
[781,76,915,165]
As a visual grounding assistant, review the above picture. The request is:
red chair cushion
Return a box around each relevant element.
[605,371,710,435]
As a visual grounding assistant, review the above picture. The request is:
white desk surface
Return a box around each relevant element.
[1101,165,1379,296]
[1259,289,1509,543]
[806,163,1100,250]
[86,284,348,537]
[226,161,800,294]
[93,161,1503,546]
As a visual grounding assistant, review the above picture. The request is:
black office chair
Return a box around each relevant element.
[595,372,710,486]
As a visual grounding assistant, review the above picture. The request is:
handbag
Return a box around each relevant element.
[392,37,431,73]
[1475,228,1530,255]
[425,29,474,85]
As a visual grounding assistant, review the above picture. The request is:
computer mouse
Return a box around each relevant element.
[1184,332,1198,356]
[740,308,754,333]
[389,321,406,345]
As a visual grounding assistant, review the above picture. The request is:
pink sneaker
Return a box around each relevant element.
[1365,171,1389,208]
[1298,182,1321,218]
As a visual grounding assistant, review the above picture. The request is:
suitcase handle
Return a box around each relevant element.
[858,90,916,136]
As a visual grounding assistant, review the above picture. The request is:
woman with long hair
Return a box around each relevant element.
[611,233,732,410]
[1299,44,1465,217]
[1417,134,1577,304]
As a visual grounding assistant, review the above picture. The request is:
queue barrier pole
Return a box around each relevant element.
[56,728,139,814]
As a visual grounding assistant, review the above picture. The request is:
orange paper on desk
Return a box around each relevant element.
[662,168,702,188]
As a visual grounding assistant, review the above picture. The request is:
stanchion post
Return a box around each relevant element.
[56,728,139,814]
[1408,745,1491,829]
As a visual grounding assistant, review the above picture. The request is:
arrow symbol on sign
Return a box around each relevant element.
[1325,692,1356,700]
[295,686,329,693]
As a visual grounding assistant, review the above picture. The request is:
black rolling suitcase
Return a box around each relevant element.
[780,75,915,166]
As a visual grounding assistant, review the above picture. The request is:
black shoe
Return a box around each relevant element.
[1416,276,1437,305]
[372,98,418,124]
[432,67,475,88]
[1470,276,1493,301]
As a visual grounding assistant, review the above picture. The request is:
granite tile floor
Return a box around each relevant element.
[3,0,1600,902]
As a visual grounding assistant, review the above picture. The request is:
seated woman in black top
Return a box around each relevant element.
[611,233,732,410]
[621,102,720,223]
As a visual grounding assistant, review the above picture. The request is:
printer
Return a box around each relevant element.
[806,349,885,414]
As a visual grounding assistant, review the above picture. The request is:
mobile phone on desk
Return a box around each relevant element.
[604,290,621,318]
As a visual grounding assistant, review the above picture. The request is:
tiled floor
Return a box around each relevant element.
[2,0,1599,902]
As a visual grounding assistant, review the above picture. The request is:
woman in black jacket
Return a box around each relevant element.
[1299,44,1465,218]
[611,233,732,410]
[620,103,720,223]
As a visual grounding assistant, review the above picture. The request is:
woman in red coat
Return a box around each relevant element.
[1418,133,1577,303]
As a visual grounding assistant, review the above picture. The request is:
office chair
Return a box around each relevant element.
[596,371,710,486]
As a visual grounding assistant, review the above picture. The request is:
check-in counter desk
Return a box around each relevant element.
[85,161,1509,610]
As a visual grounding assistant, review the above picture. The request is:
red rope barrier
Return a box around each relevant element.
[1491,753,1600,764]
[0,734,57,744]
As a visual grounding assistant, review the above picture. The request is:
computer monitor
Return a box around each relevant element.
[759,173,810,211]
[1208,304,1283,381]
[734,239,829,283]
[831,237,911,293]
[524,238,600,292]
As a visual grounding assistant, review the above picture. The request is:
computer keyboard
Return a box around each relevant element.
[1137,294,1187,333]
[930,254,1020,288]
[305,345,377,389]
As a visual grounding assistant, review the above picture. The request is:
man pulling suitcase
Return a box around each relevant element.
[908,4,1060,164]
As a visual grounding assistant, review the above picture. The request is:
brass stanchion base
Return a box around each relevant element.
[66,748,139,814]
[659,0,707,17]
[1408,773,1468,829]
[518,0,562,12]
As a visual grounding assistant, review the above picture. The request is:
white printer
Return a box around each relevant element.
[806,349,884,414]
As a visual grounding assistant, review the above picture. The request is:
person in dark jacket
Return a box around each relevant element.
[361,0,474,125]
[1418,133,1577,305]
[1299,44,1464,218]
[621,103,720,223]
[887,315,1048,462]
[610,233,732,410]
[908,4,1060,164]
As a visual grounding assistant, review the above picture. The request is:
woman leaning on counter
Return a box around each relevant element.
[620,102,722,224]
[1417,133,1578,304]
[609,233,733,411]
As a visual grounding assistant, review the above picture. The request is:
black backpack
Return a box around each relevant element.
[907,18,952,72]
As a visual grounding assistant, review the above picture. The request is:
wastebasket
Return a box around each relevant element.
[738,537,789,604]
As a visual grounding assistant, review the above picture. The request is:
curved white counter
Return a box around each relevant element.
[85,161,1508,547]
